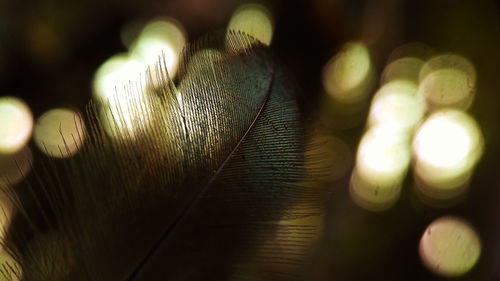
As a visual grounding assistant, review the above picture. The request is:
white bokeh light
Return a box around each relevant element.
[350,125,411,211]
[92,54,154,139]
[0,97,34,154]
[420,216,481,277]
[129,18,186,78]
[228,3,274,46]
[33,108,86,158]
[92,53,147,103]
[368,80,425,131]
[413,110,483,194]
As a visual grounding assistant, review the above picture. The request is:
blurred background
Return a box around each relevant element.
[0,0,500,280]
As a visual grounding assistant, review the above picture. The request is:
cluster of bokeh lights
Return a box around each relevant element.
[323,41,484,277]
[334,46,485,211]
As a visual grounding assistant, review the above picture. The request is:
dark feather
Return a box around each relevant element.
[1,31,325,281]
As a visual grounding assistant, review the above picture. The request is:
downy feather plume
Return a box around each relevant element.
[0,31,326,281]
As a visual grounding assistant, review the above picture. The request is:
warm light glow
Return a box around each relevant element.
[381,57,424,84]
[228,3,274,46]
[323,42,373,104]
[98,83,163,141]
[413,110,483,194]
[93,53,147,102]
[0,147,33,188]
[420,216,481,277]
[419,68,475,111]
[357,126,411,177]
[93,53,156,139]
[129,18,187,78]
[350,125,411,211]
[367,80,425,131]
[419,54,476,111]
[0,97,33,154]
[419,54,476,84]
[93,18,187,140]
[33,108,86,158]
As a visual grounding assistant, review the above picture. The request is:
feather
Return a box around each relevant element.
[0,30,325,281]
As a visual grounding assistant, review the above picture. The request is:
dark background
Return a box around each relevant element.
[1,0,499,280]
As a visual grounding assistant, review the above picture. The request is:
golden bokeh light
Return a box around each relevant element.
[367,80,425,131]
[33,108,86,158]
[419,54,476,83]
[98,91,158,141]
[350,125,411,211]
[129,18,187,78]
[93,53,155,139]
[419,54,476,111]
[92,53,147,103]
[228,3,274,46]
[412,110,483,201]
[381,57,424,84]
[419,216,481,277]
[0,97,34,154]
[419,68,475,111]
[0,147,33,189]
[322,42,373,105]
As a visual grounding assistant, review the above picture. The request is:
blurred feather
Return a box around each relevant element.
[0,31,325,281]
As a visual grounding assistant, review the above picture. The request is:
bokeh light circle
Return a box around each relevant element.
[129,18,187,77]
[92,53,147,103]
[412,109,483,192]
[228,3,274,46]
[419,54,476,84]
[357,126,411,181]
[322,42,373,104]
[381,57,424,84]
[368,80,425,131]
[0,97,34,154]
[420,216,481,277]
[419,68,475,111]
[419,54,476,111]
[33,108,86,158]
[350,125,411,211]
